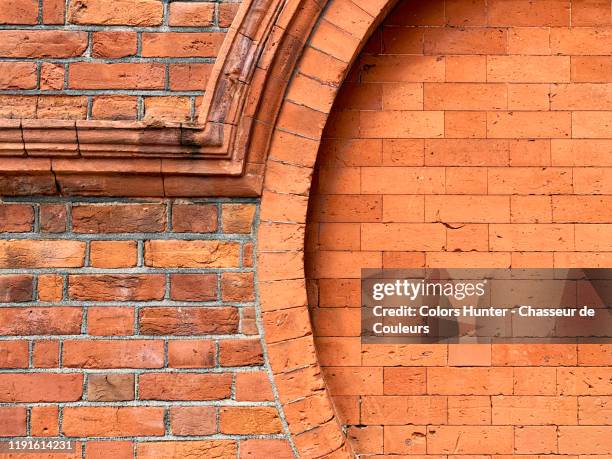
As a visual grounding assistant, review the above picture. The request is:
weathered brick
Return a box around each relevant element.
[0,406,26,436]
[30,405,59,437]
[139,307,238,335]
[144,240,241,268]
[87,374,134,401]
[142,32,225,57]
[0,204,33,232]
[87,307,135,336]
[0,0,38,24]
[170,406,216,435]
[92,32,137,58]
[220,407,282,434]
[0,373,83,402]
[68,0,163,25]
[0,31,87,58]
[69,274,164,301]
[62,407,165,437]
[0,307,81,335]
[72,204,166,232]
[139,373,232,400]
[63,340,164,368]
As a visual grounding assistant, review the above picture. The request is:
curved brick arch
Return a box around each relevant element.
[257,1,399,456]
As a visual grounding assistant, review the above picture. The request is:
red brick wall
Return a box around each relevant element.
[0,199,294,457]
[0,0,240,122]
[306,0,612,455]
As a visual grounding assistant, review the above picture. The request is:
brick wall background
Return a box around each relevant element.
[0,199,295,457]
[306,0,612,455]
[0,0,240,122]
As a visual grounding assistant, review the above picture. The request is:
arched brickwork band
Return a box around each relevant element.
[257,0,399,456]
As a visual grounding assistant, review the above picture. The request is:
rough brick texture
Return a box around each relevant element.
[305,0,612,456]
[0,0,240,122]
[0,198,292,454]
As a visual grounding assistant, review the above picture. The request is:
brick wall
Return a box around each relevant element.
[0,198,295,457]
[0,0,240,122]
[306,0,612,455]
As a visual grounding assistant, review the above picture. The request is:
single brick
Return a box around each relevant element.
[30,406,59,436]
[0,31,87,58]
[92,31,137,58]
[139,373,232,400]
[219,407,282,435]
[219,339,263,367]
[167,340,215,368]
[89,241,138,268]
[139,307,238,335]
[221,272,254,302]
[141,32,225,57]
[172,203,218,233]
[72,204,166,233]
[0,373,83,402]
[32,340,59,367]
[0,407,26,436]
[40,204,67,233]
[87,374,135,401]
[62,340,164,368]
[87,307,135,336]
[0,240,85,268]
[0,274,33,302]
[144,240,241,268]
[62,407,165,437]
[169,406,217,436]
[0,62,37,90]
[0,341,28,368]
[68,274,165,301]
[0,307,82,335]
[91,96,138,120]
[0,204,33,232]
[169,2,215,26]
[0,0,38,24]
[37,274,64,302]
[68,0,163,25]
[170,273,218,301]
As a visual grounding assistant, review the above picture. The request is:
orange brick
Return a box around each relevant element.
[139,373,232,401]
[489,224,573,251]
[324,367,383,396]
[571,56,612,82]
[169,406,216,435]
[424,83,507,110]
[70,63,165,89]
[445,55,487,82]
[91,96,137,120]
[509,84,551,110]
[487,111,571,138]
[425,195,509,223]
[488,0,570,26]
[0,373,82,402]
[444,111,487,138]
[427,426,513,454]
[0,407,26,436]
[33,340,59,368]
[383,368,427,395]
[553,196,612,222]
[514,367,557,395]
[448,396,491,424]
[30,405,59,436]
[361,395,447,424]
[361,223,446,251]
[361,167,445,194]
[220,407,282,435]
[63,340,163,368]
[62,407,164,437]
[514,425,558,454]
[572,0,612,25]
[492,395,577,424]
[510,196,552,223]
[360,111,444,138]
[508,27,551,54]
[488,167,573,194]
[551,27,612,55]
[92,31,137,58]
[492,344,577,366]
[87,307,134,336]
[169,2,214,26]
[428,367,513,395]
[573,111,612,138]
[167,340,215,369]
[558,426,612,454]
[446,167,487,194]
[382,195,424,222]
[446,0,487,25]
[235,372,274,402]
[89,241,137,268]
[488,56,570,83]
[424,28,507,54]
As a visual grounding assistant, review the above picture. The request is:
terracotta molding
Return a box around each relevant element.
[0,0,313,197]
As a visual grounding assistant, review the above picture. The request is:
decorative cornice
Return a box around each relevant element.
[0,0,322,197]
